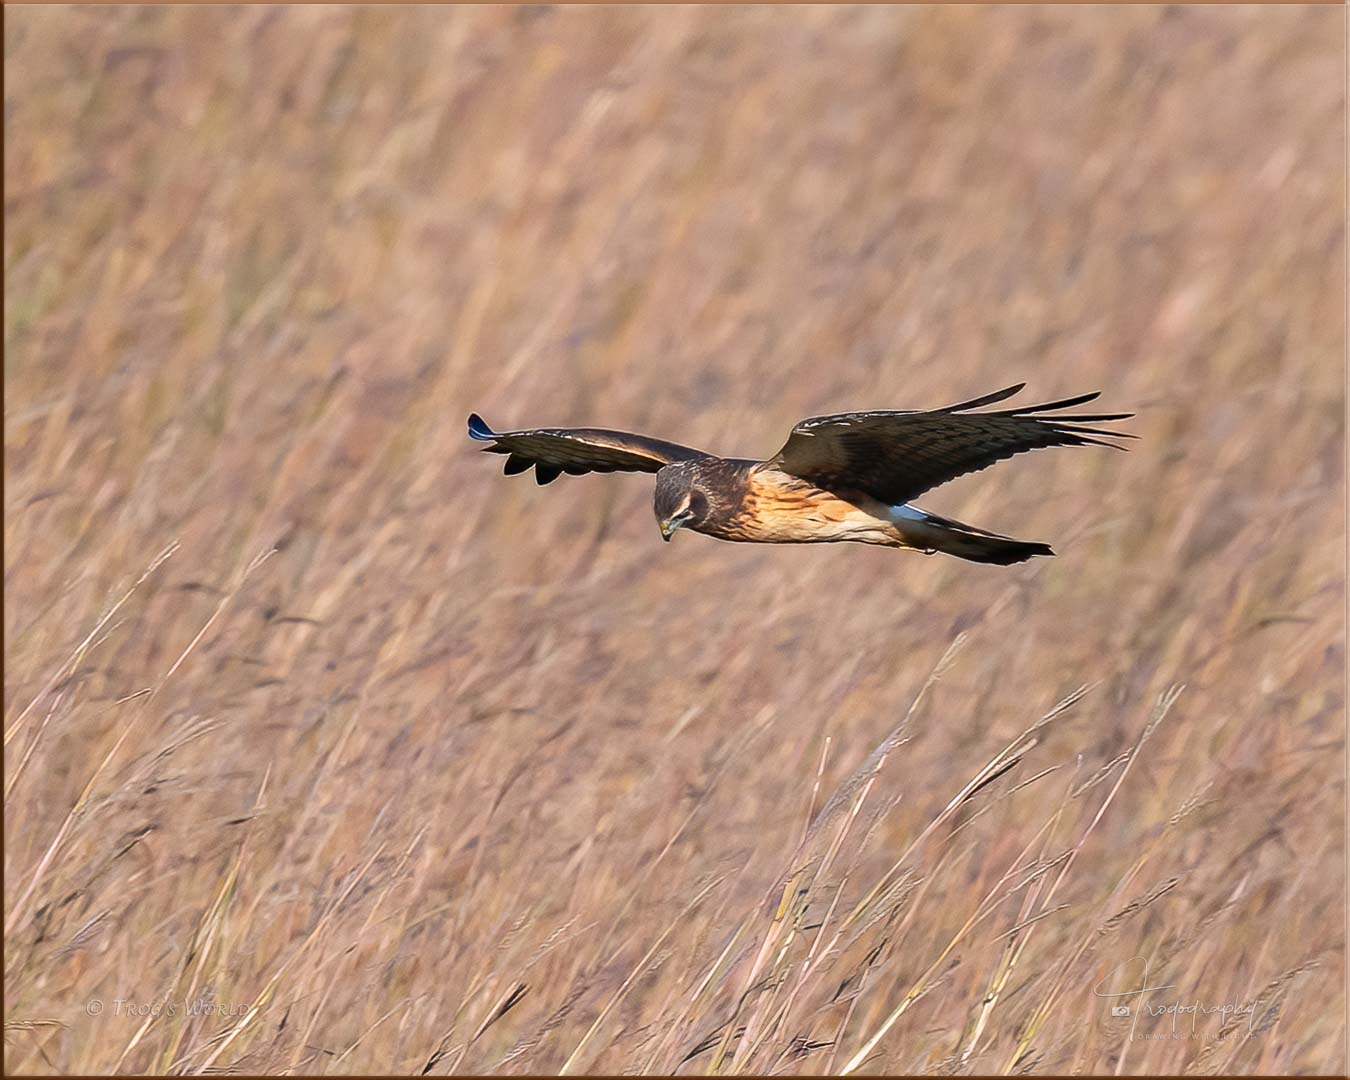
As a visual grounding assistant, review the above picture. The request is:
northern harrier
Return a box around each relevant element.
[468,384,1133,565]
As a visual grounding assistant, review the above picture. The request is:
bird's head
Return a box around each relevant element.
[653,463,711,541]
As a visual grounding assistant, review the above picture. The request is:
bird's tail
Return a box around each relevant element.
[896,508,1054,565]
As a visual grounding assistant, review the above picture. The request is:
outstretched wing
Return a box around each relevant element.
[468,414,710,485]
[765,384,1135,505]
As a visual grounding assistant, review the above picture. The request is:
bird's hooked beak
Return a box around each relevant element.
[659,510,693,541]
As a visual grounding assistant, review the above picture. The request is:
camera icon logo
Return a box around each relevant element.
[1111,1005,1131,1017]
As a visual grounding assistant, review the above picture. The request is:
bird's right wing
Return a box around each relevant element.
[468,414,710,485]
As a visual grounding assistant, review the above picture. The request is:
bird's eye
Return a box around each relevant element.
[688,490,708,517]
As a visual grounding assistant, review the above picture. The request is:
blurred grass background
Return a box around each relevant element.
[4,5,1345,1075]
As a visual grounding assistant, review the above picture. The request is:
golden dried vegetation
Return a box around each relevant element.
[4,5,1345,1075]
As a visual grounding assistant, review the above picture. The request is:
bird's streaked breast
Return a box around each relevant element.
[706,468,898,545]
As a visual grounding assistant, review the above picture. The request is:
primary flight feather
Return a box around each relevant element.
[468,384,1134,565]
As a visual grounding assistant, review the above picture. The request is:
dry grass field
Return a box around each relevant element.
[4,5,1345,1075]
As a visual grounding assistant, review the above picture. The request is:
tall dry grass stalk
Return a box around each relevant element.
[5,5,1344,1075]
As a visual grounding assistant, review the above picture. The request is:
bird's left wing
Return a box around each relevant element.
[468,414,710,485]
[765,384,1135,505]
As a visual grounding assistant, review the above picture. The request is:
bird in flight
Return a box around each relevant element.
[468,384,1133,565]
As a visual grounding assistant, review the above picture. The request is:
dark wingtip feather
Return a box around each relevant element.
[943,383,1027,412]
[467,413,495,440]
[1045,411,1135,422]
[1047,422,1139,442]
[993,392,1140,434]
[1000,390,1102,415]
[1062,434,1133,451]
